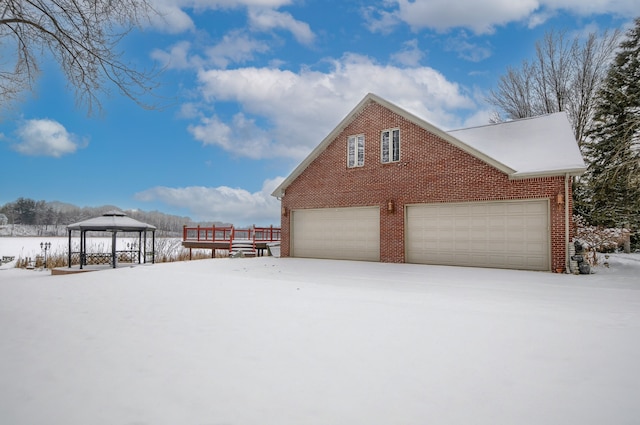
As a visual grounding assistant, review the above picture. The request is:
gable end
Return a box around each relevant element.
[272,93,515,198]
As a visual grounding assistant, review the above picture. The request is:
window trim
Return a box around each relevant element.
[347,134,365,168]
[381,128,400,164]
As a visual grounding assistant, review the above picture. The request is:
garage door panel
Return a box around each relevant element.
[526,256,547,270]
[506,256,527,268]
[292,207,379,261]
[526,215,547,228]
[470,216,486,226]
[525,232,545,243]
[525,241,547,255]
[439,240,455,251]
[407,200,550,271]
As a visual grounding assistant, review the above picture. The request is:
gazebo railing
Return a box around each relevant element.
[67,249,146,266]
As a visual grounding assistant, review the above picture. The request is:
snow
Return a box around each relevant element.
[0,237,144,269]
[1,245,639,424]
[67,211,157,231]
[449,112,586,177]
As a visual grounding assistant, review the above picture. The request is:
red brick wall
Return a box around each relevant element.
[279,100,571,272]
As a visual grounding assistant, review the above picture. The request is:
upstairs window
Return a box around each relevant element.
[381,128,400,163]
[347,134,365,168]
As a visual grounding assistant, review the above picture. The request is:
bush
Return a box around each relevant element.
[574,215,631,266]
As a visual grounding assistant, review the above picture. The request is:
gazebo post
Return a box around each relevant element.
[152,231,155,264]
[67,229,72,268]
[79,230,85,270]
[138,231,142,264]
[111,230,117,268]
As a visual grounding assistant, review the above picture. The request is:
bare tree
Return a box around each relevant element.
[488,29,620,149]
[0,0,160,115]
[489,64,537,119]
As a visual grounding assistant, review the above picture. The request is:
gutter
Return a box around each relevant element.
[509,167,586,180]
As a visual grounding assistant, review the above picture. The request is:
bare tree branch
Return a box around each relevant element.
[487,28,621,149]
[0,0,162,115]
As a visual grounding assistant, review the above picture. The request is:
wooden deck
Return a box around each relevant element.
[182,225,281,258]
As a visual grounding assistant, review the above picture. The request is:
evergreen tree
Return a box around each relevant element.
[585,18,640,229]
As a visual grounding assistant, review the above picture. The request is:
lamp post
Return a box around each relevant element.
[40,242,51,269]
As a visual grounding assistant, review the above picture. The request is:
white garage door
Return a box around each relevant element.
[406,200,549,271]
[291,207,380,261]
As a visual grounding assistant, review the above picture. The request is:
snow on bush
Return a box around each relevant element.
[574,215,631,265]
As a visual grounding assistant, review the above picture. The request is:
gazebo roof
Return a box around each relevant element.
[67,210,157,232]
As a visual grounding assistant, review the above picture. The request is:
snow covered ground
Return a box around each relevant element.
[0,236,140,264]
[0,236,202,267]
[1,253,639,425]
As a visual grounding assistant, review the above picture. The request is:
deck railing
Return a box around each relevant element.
[254,226,282,242]
[182,225,281,243]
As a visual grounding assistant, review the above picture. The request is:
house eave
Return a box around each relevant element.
[508,167,587,180]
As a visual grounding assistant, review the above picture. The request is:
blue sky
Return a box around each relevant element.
[0,0,635,226]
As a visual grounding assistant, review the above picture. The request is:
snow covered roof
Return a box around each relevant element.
[271,93,586,198]
[67,211,156,232]
[449,112,586,178]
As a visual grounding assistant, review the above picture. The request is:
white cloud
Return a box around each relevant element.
[135,177,284,225]
[12,119,86,158]
[527,10,557,29]
[177,102,204,119]
[248,8,315,45]
[205,31,271,68]
[148,0,296,33]
[390,39,425,66]
[192,54,475,160]
[149,1,195,33]
[362,6,401,34]
[188,113,303,159]
[445,32,493,62]
[541,0,639,16]
[187,115,233,151]
[365,0,638,35]
[151,41,198,69]
[457,108,495,130]
[187,0,292,7]
[152,33,270,70]
[370,0,539,34]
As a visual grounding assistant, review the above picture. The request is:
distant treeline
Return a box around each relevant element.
[0,197,230,235]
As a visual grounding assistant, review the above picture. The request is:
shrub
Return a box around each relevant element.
[574,215,631,265]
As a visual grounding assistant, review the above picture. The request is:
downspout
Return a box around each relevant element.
[565,173,570,274]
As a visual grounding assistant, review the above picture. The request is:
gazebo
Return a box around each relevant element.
[67,211,156,269]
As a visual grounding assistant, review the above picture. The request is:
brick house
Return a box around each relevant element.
[271,93,586,272]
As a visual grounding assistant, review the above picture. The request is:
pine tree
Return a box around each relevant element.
[584,18,640,229]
